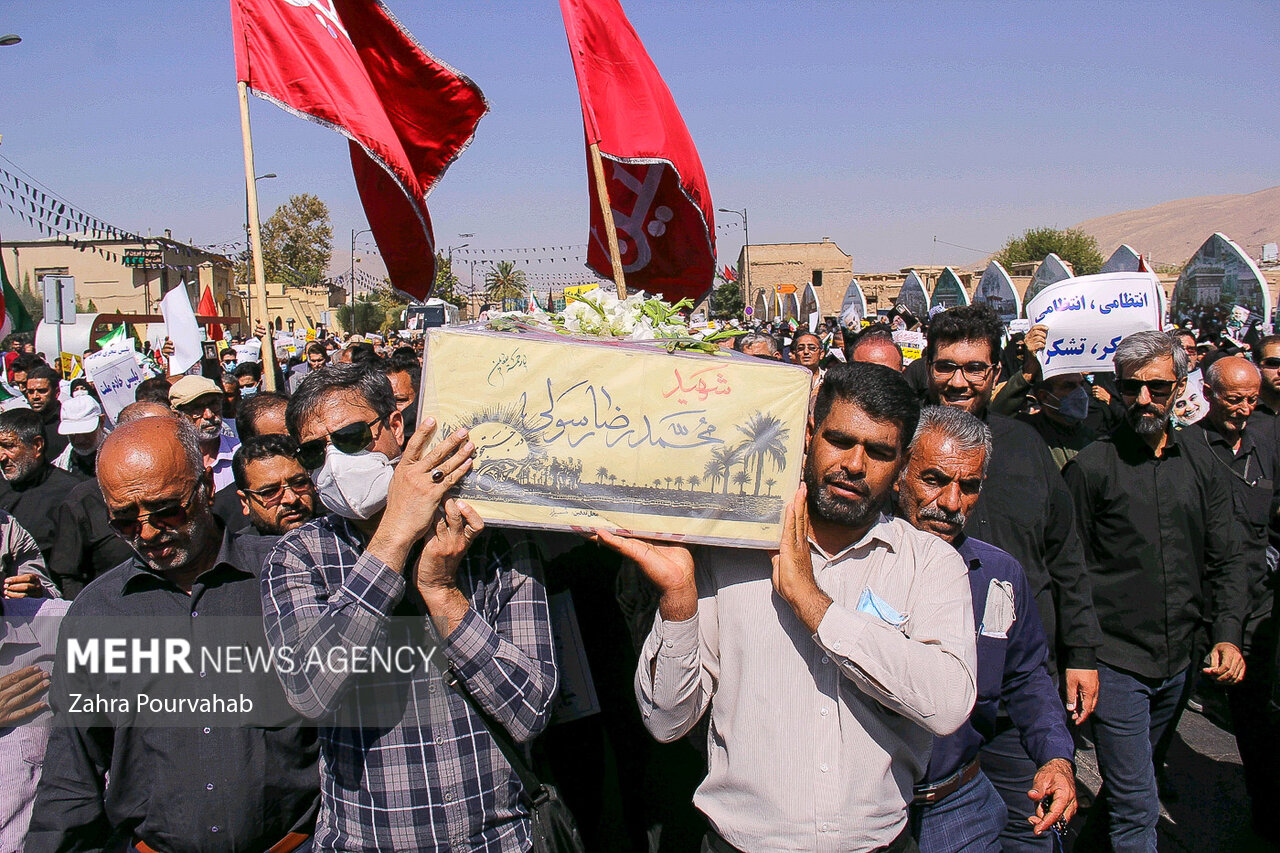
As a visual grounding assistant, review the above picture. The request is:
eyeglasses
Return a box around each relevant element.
[108,483,203,539]
[296,415,386,470]
[930,360,994,382]
[793,344,821,353]
[243,474,314,506]
[1259,357,1280,370]
[1118,378,1177,400]
[1219,394,1259,408]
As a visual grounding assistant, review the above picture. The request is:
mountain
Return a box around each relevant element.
[1072,186,1280,269]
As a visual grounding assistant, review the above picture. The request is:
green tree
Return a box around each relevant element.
[484,260,526,304]
[433,252,467,308]
[261,194,334,286]
[19,272,42,325]
[992,227,1104,276]
[335,297,383,335]
[370,280,409,334]
[710,277,743,320]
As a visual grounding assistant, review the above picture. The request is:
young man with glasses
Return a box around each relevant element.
[1064,331,1248,853]
[262,363,558,851]
[233,434,320,537]
[924,304,1099,853]
[27,415,320,853]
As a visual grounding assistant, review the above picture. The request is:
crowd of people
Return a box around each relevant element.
[0,301,1275,853]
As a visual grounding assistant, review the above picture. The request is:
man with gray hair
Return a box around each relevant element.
[896,407,1075,852]
[1065,330,1249,853]
[734,330,782,360]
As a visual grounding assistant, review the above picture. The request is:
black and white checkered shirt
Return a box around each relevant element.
[262,515,557,852]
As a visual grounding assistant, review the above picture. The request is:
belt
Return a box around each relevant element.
[912,757,981,805]
[134,832,309,853]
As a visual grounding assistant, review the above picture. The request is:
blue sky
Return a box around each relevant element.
[1,0,1276,284]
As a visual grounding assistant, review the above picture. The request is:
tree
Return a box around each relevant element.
[261,194,334,287]
[710,277,743,320]
[992,227,1104,277]
[688,475,700,491]
[736,412,790,495]
[433,252,467,308]
[19,272,42,325]
[484,260,526,304]
[370,280,409,334]
[733,469,750,495]
[704,445,743,495]
[335,297,383,335]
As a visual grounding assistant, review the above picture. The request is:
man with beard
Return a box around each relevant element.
[212,392,289,534]
[169,374,239,489]
[1251,333,1280,418]
[27,416,320,852]
[229,434,320,566]
[895,407,1075,852]
[924,304,1098,852]
[51,395,106,478]
[604,363,976,852]
[1182,355,1280,843]
[0,408,81,563]
[1065,331,1248,853]
[22,365,68,461]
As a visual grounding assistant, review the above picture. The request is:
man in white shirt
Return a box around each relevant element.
[599,363,977,853]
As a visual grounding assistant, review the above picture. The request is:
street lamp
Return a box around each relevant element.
[243,172,277,329]
[0,35,21,47]
[718,208,750,320]
[350,227,373,335]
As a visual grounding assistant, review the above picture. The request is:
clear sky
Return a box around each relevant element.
[1,0,1276,288]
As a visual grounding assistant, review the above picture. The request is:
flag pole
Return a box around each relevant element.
[588,142,627,298]
[237,81,277,392]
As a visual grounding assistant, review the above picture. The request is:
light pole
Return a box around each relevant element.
[243,173,276,330]
[718,207,750,321]
[350,227,373,335]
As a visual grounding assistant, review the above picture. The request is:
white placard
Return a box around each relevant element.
[159,284,202,376]
[83,348,146,423]
[1026,272,1163,379]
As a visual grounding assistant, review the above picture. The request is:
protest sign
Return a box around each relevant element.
[159,284,202,375]
[1025,271,1163,379]
[421,327,812,548]
[893,330,926,364]
[83,348,147,423]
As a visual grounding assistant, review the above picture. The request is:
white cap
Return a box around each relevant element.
[58,395,103,435]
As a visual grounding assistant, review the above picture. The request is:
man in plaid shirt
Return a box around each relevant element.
[262,364,558,852]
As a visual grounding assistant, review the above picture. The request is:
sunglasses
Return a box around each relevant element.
[1259,357,1280,370]
[1118,378,1177,400]
[108,483,203,539]
[296,415,386,470]
[243,474,314,506]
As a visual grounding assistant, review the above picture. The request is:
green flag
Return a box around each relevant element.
[95,323,128,348]
[0,254,34,337]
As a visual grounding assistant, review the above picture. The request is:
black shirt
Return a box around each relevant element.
[1063,422,1248,679]
[965,412,1101,673]
[38,401,69,461]
[211,482,251,534]
[27,529,320,853]
[47,478,136,599]
[0,463,82,558]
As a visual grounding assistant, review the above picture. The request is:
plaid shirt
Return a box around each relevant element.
[262,515,558,852]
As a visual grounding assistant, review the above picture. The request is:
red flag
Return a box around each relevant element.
[722,264,737,282]
[559,0,715,302]
[196,286,224,341]
[230,0,486,299]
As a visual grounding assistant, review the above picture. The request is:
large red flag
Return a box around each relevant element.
[230,0,487,300]
[559,0,715,302]
[196,285,224,341]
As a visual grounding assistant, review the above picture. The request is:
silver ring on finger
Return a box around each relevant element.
[431,468,445,483]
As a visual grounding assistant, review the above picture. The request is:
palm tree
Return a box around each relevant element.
[704,446,743,495]
[736,412,790,496]
[664,477,673,490]
[765,477,776,495]
[688,475,700,491]
[596,466,608,484]
[484,260,527,304]
[674,476,684,491]
[733,470,750,495]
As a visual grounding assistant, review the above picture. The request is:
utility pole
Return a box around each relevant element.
[350,227,372,335]
[718,207,750,319]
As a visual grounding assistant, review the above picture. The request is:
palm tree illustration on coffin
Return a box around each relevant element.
[735,412,789,496]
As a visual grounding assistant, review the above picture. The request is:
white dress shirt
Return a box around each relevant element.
[636,514,976,853]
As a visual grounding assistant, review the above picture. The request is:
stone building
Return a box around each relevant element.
[737,238,853,320]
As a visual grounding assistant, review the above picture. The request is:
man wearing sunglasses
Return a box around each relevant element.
[28,415,320,853]
[923,304,1098,853]
[1250,334,1280,418]
[262,363,558,851]
[1064,331,1248,853]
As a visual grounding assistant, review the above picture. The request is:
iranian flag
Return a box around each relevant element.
[0,246,34,339]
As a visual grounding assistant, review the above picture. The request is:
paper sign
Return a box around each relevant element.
[421,327,812,548]
[159,284,202,375]
[1025,272,1163,379]
[892,330,926,364]
[1007,319,1032,334]
[84,348,147,423]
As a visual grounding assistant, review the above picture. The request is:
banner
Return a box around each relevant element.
[421,328,811,548]
[560,0,715,302]
[1026,271,1164,378]
[231,0,487,300]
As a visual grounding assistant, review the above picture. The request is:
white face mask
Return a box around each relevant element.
[312,444,398,520]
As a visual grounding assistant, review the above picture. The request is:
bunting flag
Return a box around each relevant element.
[196,285,224,341]
[230,0,488,300]
[559,0,715,302]
[0,236,34,339]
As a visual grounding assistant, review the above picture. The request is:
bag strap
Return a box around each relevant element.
[445,668,549,806]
